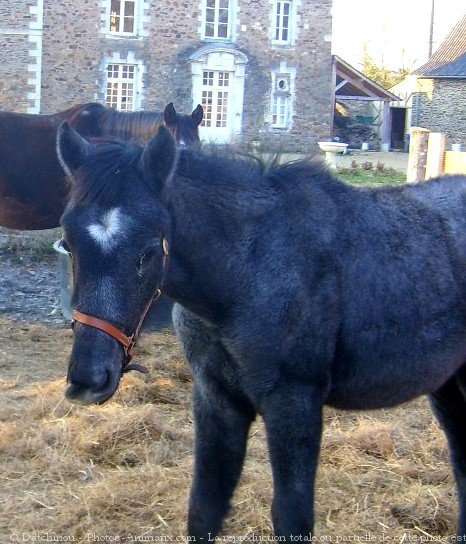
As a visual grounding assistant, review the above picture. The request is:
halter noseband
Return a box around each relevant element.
[71,239,169,375]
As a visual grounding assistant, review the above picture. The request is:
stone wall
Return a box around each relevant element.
[1,0,333,151]
[0,34,32,112]
[40,0,102,112]
[139,0,202,112]
[237,0,333,152]
[0,0,41,113]
[415,78,466,149]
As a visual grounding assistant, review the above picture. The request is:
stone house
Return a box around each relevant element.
[0,0,333,151]
[390,13,466,150]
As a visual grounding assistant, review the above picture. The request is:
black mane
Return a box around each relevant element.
[68,137,355,214]
[69,139,143,206]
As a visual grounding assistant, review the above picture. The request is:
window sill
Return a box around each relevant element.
[102,32,143,40]
[201,37,235,43]
[269,126,291,132]
[270,42,295,49]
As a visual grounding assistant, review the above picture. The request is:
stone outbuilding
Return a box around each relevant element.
[0,0,334,151]
[390,13,466,150]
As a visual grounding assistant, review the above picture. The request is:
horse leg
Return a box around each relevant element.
[172,305,255,538]
[261,384,323,537]
[429,370,466,538]
[188,385,254,537]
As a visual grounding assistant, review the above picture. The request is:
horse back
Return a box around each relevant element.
[0,103,104,229]
[404,174,466,262]
[329,175,466,408]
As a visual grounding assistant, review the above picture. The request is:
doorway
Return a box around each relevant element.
[390,107,407,150]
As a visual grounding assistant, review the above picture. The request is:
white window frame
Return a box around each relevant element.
[101,0,149,38]
[109,0,137,35]
[200,0,237,41]
[274,0,291,43]
[269,0,299,46]
[200,70,231,129]
[269,63,296,130]
[271,94,290,128]
[105,63,138,110]
[101,52,145,110]
[190,45,248,143]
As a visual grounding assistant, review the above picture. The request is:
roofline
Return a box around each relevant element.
[412,14,466,77]
[417,75,466,79]
[332,55,400,101]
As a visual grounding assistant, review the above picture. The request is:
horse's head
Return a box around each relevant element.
[163,102,203,148]
[56,122,177,405]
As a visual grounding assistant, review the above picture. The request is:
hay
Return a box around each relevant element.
[0,321,458,540]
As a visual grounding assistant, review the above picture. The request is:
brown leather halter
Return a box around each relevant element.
[71,239,169,374]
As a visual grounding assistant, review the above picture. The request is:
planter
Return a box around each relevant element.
[318,142,348,169]
[317,142,348,154]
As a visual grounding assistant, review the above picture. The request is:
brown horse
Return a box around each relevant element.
[0,102,203,230]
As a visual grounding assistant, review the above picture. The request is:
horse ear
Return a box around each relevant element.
[163,102,177,126]
[139,125,177,194]
[191,104,203,126]
[56,121,90,177]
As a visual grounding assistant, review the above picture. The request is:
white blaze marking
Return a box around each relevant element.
[87,208,125,252]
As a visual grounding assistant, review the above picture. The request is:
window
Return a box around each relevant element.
[203,0,233,40]
[270,0,297,45]
[201,70,230,128]
[270,67,295,130]
[271,95,290,127]
[191,45,248,143]
[109,0,136,34]
[274,0,290,42]
[105,63,137,110]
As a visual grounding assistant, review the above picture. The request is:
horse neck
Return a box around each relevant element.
[53,103,98,122]
[162,164,277,322]
[100,110,164,141]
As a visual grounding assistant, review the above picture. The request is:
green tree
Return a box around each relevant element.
[362,48,411,90]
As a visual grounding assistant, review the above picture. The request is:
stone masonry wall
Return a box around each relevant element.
[416,78,466,149]
[4,0,333,151]
[40,0,102,112]
[238,0,332,152]
[0,0,39,112]
[0,34,32,112]
[139,0,202,112]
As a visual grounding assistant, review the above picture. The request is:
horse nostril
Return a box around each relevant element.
[65,361,122,405]
[67,361,110,392]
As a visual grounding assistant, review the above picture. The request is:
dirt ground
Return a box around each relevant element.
[0,251,458,542]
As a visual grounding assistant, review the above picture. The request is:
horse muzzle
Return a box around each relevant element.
[65,372,121,405]
[65,322,127,405]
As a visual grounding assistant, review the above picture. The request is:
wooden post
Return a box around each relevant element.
[425,132,445,179]
[407,127,430,182]
[380,101,391,150]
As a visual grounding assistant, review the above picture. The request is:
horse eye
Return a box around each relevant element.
[137,244,160,273]
[53,238,72,258]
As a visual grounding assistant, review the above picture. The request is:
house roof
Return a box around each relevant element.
[413,13,466,78]
[333,55,399,101]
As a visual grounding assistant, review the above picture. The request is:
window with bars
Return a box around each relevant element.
[204,0,231,39]
[200,70,230,128]
[105,63,137,110]
[272,0,292,44]
[109,0,136,34]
